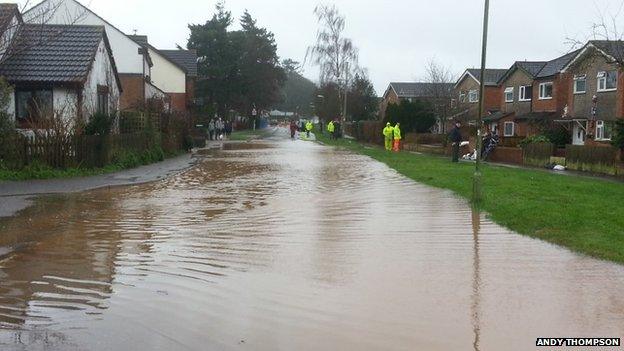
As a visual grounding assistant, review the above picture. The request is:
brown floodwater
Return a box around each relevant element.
[0,130,623,351]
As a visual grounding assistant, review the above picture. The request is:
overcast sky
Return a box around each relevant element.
[26,0,624,95]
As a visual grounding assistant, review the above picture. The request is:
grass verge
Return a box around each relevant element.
[0,146,182,181]
[316,132,624,264]
[230,128,273,141]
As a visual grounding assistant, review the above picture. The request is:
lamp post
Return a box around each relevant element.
[474,0,490,204]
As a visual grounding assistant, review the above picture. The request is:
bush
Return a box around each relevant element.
[612,119,624,150]
[519,135,551,148]
[543,127,571,148]
[85,113,116,136]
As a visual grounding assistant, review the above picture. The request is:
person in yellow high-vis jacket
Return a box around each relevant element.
[305,121,313,138]
[327,121,335,139]
[382,123,394,151]
[393,123,402,152]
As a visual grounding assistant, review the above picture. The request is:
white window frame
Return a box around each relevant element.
[597,71,617,92]
[595,120,612,141]
[468,90,479,103]
[504,87,514,103]
[519,85,532,102]
[459,92,466,103]
[504,121,515,137]
[573,74,587,94]
[538,82,553,100]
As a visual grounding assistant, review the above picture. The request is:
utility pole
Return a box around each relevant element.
[342,61,349,124]
[474,0,490,204]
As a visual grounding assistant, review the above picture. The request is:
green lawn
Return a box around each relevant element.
[316,132,624,264]
[230,128,273,141]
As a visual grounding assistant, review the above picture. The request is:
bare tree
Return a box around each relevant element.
[305,4,359,85]
[423,58,457,134]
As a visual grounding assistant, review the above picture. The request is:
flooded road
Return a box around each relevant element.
[0,129,623,350]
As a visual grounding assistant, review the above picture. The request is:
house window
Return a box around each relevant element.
[504,121,515,137]
[468,90,479,103]
[539,82,553,100]
[595,120,613,140]
[97,85,109,115]
[504,87,514,103]
[574,74,587,94]
[597,71,617,92]
[15,88,53,124]
[459,92,466,103]
[519,85,532,101]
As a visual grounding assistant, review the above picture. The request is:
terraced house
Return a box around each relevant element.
[559,41,624,146]
[453,68,506,125]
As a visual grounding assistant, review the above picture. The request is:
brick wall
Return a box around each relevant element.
[119,74,145,111]
[169,93,187,113]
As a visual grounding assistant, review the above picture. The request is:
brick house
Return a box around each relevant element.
[0,4,121,129]
[379,82,454,132]
[24,0,169,111]
[559,41,624,146]
[453,68,506,133]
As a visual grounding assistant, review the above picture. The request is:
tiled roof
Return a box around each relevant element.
[516,61,547,78]
[0,24,105,83]
[537,50,580,78]
[128,34,148,46]
[466,68,507,86]
[589,40,624,62]
[160,49,198,77]
[389,82,453,98]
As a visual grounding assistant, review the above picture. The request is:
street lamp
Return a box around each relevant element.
[474,0,490,204]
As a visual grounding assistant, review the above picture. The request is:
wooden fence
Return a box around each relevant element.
[523,143,554,167]
[566,145,618,175]
[0,132,179,170]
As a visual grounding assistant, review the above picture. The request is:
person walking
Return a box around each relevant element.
[208,119,215,141]
[225,120,233,139]
[290,120,298,139]
[449,121,463,163]
[216,118,225,140]
[392,123,402,152]
[305,121,313,138]
[383,122,394,151]
[327,120,335,139]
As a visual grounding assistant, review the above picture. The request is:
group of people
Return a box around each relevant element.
[327,120,341,140]
[289,120,315,139]
[448,121,499,163]
[382,122,402,152]
[207,118,233,141]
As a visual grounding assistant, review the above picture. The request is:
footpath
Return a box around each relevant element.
[0,152,199,218]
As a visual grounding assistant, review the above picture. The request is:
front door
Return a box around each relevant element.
[572,121,586,145]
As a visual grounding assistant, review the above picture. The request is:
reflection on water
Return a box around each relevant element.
[1,130,624,351]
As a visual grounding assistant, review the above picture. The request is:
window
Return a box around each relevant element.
[504,121,515,137]
[97,85,109,115]
[539,82,553,100]
[468,90,479,103]
[595,120,613,140]
[15,88,53,123]
[574,74,587,94]
[504,87,514,103]
[597,71,617,92]
[519,85,533,101]
[459,91,466,103]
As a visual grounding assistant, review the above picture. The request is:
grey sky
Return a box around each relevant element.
[25,0,624,95]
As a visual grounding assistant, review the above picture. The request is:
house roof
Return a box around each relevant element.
[160,49,198,77]
[483,111,512,122]
[536,50,581,78]
[589,40,624,61]
[388,82,453,98]
[465,68,507,86]
[0,24,121,90]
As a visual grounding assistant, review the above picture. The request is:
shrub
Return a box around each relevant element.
[85,113,116,136]
[612,119,624,150]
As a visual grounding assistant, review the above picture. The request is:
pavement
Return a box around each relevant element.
[0,152,200,218]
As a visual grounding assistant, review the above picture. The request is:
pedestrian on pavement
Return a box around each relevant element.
[290,120,298,139]
[383,122,394,151]
[449,121,463,163]
[327,120,335,139]
[393,123,402,152]
[334,120,341,139]
[208,119,215,141]
[225,120,233,139]
[305,121,313,138]
[216,118,225,140]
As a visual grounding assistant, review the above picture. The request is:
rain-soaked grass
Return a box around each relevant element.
[316,132,624,264]
[230,128,273,141]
